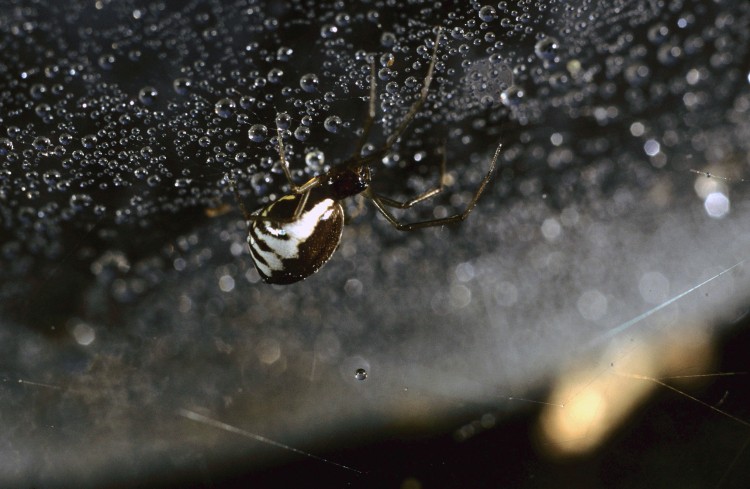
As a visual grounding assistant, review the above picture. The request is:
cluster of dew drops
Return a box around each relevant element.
[2,0,737,264]
[0,1,557,259]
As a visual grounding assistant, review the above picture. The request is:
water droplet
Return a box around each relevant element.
[380,53,395,67]
[480,95,495,107]
[214,98,236,118]
[500,85,524,107]
[323,115,342,133]
[98,54,115,70]
[335,13,351,26]
[647,23,670,45]
[35,103,52,118]
[294,126,310,141]
[239,95,256,109]
[30,83,47,99]
[138,86,158,105]
[248,124,269,142]
[0,138,14,155]
[354,368,367,381]
[478,5,497,22]
[380,31,396,47]
[299,73,319,93]
[173,77,192,95]
[72,321,96,346]
[305,149,325,171]
[275,112,291,129]
[534,37,560,62]
[32,136,51,151]
[320,24,338,38]
[81,134,98,149]
[69,193,93,210]
[276,46,293,61]
[42,170,61,185]
[174,178,192,188]
[267,67,283,83]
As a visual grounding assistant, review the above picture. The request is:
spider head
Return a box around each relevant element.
[325,165,370,200]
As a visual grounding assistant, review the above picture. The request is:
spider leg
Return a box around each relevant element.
[275,125,323,195]
[235,189,313,224]
[371,141,448,209]
[291,189,312,219]
[229,178,253,220]
[365,143,501,231]
[381,26,442,153]
[275,126,301,192]
[351,58,377,158]
[232,129,317,224]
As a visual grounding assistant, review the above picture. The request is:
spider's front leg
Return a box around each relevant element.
[351,58,378,159]
[274,126,305,193]
[381,26,442,153]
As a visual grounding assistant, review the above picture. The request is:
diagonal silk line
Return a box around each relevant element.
[590,259,746,347]
[177,409,364,475]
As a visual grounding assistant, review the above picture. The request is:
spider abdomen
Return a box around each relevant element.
[247,194,344,284]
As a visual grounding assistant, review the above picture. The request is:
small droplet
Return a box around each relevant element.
[300,73,320,93]
[275,112,291,129]
[32,136,51,151]
[534,37,560,62]
[478,5,497,22]
[276,46,293,61]
[294,126,310,141]
[305,149,325,171]
[43,170,61,185]
[98,54,115,70]
[354,368,368,381]
[81,134,98,149]
[0,138,13,156]
[173,77,192,95]
[380,31,396,47]
[69,193,93,210]
[248,124,269,143]
[320,24,338,38]
[214,98,236,118]
[267,67,284,83]
[138,86,158,105]
[500,85,524,107]
[323,115,342,133]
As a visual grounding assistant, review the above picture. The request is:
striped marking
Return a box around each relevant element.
[247,196,343,282]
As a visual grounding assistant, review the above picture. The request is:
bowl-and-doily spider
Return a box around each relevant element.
[232,27,502,284]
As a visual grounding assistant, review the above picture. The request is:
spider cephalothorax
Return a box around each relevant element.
[323,165,371,201]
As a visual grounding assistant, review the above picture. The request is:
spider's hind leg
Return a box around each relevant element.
[365,143,501,231]
[369,141,449,211]
[229,178,254,220]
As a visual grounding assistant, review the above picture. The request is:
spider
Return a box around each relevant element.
[232,27,501,284]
